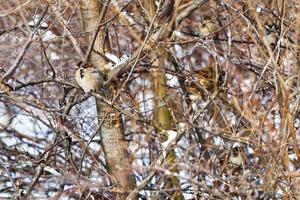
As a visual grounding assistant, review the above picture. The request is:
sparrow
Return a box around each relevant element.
[265,24,279,48]
[0,80,12,94]
[75,62,103,93]
[198,16,219,37]
[187,65,223,100]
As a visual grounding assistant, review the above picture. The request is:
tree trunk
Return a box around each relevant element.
[80,1,136,199]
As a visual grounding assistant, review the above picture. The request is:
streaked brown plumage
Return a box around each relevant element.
[187,66,223,99]
[198,17,219,37]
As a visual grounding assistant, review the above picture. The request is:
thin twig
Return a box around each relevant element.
[2,4,49,81]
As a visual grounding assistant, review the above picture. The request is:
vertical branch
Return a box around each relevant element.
[149,0,184,199]
[152,53,184,200]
